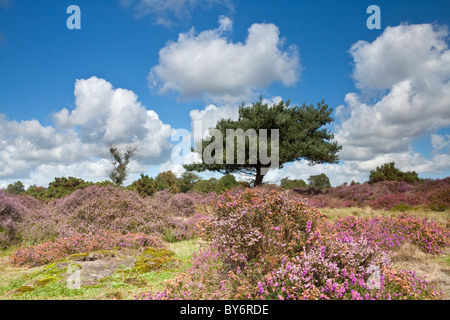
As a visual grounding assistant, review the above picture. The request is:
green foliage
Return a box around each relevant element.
[155,171,179,194]
[192,178,217,194]
[369,162,422,184]
[24,185,48,201]
[22,178,93,201]
[216,174,238,192]
[308,173,331,189]
[108,144,139,186]
[391,203,413,212]
[280,177,307,189]
[129,174,156,197]
[176,172,200,193]
[46,177,93,199]
[184,97,342,186]
[5,181,25,195]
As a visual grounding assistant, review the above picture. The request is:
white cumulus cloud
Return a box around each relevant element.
[335,23,450,166]
[149,17,301,104]
[0,77,176,187]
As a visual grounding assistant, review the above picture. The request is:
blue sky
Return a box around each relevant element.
[0,0,449,187]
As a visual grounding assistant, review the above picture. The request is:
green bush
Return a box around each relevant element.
[280,177,307,189]
[391,203,412,212]
[216,174,238,192]
[176,172,200,193]
[308,173,331,189]
[129,174,156,197]
[45,177,93,199]
[192,178,217,194]
[5,181,25,195]
[155,171,179,194]
[369,162,421,184]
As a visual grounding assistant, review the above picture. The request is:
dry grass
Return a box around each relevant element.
[319,207,450,224]
[391,243,450,299]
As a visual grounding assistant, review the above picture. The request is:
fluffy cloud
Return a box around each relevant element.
[54,76,174,163]
[0,77,175,187]
[149,17,300,104]
[120,0,234,26]
[335,23,450,167]
[350,24,450,91]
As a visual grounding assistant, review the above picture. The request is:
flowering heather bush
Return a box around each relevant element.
[11,231,162,267]
[26,186,198,241]
[424,185,450,211]
[322,214,450,254]
[332,183,374,205]
[202,188,324,270]
[368,193,426,210]
[139,231,443,300]
[257,235,441,300]
[0,190,27,248]
[137,188,446,300]
[169,193,196,217]
[306,195,355,208]
[7,185,210,247]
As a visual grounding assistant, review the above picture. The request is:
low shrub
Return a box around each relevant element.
[11,231,162,267]
[323,214,450,254]
[137,189,446,300]
[202,188,324,271]
[0,190,27,248]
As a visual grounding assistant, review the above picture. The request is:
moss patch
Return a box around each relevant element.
[132,248,175,274]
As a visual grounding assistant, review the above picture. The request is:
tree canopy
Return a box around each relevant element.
[369,162,422,184]
[184,97,342,186]
[308,173,331,189]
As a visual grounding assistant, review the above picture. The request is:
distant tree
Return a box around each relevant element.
[369,162,421,184]
[46,177,92,199]
[5,181,25,195]
[192,178,218,194]
[95,180,116,188]
[184,97,342,186]
[108,143,139,186]
[177,172,200,193]
[129,174,156,197]
[308,173,331,189]
[24,185,48,201]
[155,171,179,193]
[216,174,239,192]
[280,178,307,190]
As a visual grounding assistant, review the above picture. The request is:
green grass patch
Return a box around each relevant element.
[0,238,202,300]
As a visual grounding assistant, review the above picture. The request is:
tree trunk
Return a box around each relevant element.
[254,166,264,186]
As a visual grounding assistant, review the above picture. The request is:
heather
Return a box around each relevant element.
[0,190,27,248]
[0,185,210,250]
[1,180,449,300]
[18,186,205,244]
[138,189,446,300]
[322,214,450,255]
[10,231,162,267]
[293,178,450,211]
